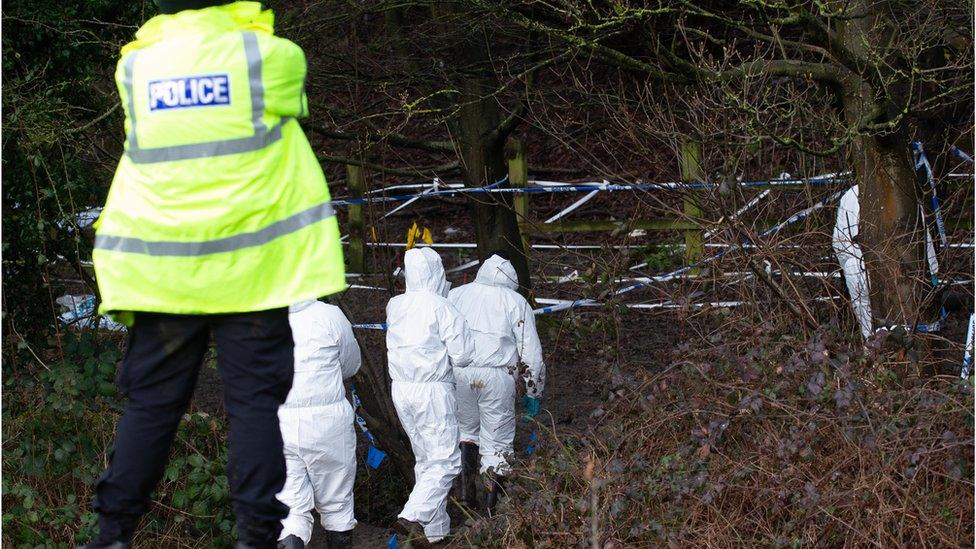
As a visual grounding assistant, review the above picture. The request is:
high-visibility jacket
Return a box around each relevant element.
[93,1,345,321]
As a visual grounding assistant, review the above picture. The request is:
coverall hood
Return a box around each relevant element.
[288,299,317,313]
[404,248,449,296]
[475,255,518,291]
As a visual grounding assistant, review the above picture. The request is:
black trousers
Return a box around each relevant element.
[93,309,294,547]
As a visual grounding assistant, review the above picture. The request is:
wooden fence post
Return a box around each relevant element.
[680,141,704,266]
[509,138,530,256]
[346,164,367,273]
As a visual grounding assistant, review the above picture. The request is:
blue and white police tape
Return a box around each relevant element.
[347,185,945,334]
[332,174,508,207]
[351,385,387,469]
[950,146,974,164]
[534,188,848,315]
[962,313,975,379]
[343,188,848,319]
[914,309,947,334]
[911,143,953,328]
[329,174,847,208]
[353,323,388,331]
[911,141,948,248]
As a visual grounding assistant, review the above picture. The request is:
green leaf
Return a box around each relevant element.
[97,381,116,397]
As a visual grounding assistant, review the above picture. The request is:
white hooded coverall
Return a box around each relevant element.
[386,247,473,542]
[448,255,546,476]
[833,185,939,340]
[277,300,361,543]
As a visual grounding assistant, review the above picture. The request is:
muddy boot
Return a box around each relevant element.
[484,473,507,516]
[393,517,430,548]
[324,529,352,549]
[277,535,304,549]
[459,441,480,508]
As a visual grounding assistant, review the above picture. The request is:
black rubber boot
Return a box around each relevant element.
[235,514,287,549]
[277,534,304,549]
[484,473,507,516]
[76,513,138,549]
[459,441,480,508]
[324,529,353,549]
[393,517,430,548]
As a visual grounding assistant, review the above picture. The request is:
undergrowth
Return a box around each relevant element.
[463,322,975,547]
[2,331,234,548]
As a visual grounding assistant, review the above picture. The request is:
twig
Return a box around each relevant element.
[65,103,120,135]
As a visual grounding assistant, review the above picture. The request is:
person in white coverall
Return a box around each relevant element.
[833,185,939,341]
[387,247,473,545]
[276,300,361,549]
[448,253,545,512]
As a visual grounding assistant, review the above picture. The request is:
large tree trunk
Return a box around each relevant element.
[836,4,937,336]
[850,130,934,329]
[433,3,532,291]
[456,82,532,291]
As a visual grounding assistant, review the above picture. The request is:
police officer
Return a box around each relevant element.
[277,300,361,549]
[387,248,473,546]
[448,252,545,512]
[833,185,939,341]
[80,1,345,547]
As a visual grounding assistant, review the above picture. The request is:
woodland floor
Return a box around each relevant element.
[187,173,973,548]
[190,275,974,547]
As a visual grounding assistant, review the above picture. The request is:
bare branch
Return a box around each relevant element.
[317,153,459,178]
[302,122,455,154]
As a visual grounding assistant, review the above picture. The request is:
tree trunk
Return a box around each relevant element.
[836,4,936,335]
[849,130,934,329]
[456,83,532,291]
[433,3,532,291]
[336,301,415,482]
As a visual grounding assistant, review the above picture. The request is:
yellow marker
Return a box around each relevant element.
[406,222,433,249]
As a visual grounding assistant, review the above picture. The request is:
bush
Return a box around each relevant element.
[2,332,235,547]
[464,324,975,547]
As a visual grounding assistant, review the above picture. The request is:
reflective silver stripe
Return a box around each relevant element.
[125,121,285,163]
[298,73,307,117]
[123,53,139,150]
[94,202,335,256]
[243,31,267,134]
[124,31,283,164]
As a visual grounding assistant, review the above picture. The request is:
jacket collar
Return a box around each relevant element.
[123,1,273,54]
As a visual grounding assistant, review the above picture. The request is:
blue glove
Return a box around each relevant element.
[522,396,541,422]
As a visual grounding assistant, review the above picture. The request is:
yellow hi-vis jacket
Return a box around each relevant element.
[93,1,345,321]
